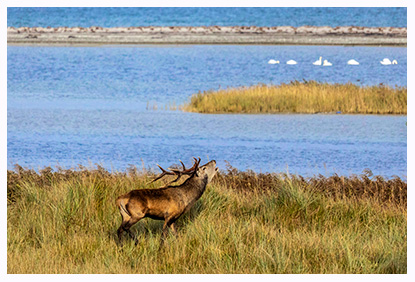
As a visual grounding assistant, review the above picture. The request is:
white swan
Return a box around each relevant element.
[380,58,392,65]
[286,60,297,65]
[347,59,359,65]
[392,60,398,65]
[268,59,280,64]
[313,56,322,66]
[323,59,332,66]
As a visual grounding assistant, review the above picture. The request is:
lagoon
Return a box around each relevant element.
[7,45,407,177]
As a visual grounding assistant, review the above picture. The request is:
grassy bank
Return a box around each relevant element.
[7,164,406,274]
[184,81,407,114]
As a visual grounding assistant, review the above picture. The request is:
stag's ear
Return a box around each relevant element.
[194,168,200,177]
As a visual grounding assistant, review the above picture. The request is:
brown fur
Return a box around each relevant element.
[115,159,218,245]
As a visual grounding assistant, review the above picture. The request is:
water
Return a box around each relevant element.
[7,45,407,104]
[7,45,407,177]
[8,7,407,28]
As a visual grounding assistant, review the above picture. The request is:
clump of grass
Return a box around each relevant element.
[7,164,406,274]
[184,81,407,114]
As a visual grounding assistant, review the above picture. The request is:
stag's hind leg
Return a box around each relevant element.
[117,198,130,242]
[117,215,145,245]
[116,198,144,244]
[121,216,144,244]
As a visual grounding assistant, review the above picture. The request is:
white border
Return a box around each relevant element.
[1,1,411,282]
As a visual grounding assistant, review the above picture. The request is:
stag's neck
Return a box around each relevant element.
[180,175,209,201]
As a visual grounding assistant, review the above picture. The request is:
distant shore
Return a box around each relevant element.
[7,26,407,46]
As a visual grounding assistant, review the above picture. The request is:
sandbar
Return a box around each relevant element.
[7,26,407,46]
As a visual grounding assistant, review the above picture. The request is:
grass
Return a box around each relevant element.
[184,81,407,114]
[7,164,407,274]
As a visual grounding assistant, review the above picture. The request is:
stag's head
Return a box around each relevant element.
[152,157,218,185]
[197,160,218,183]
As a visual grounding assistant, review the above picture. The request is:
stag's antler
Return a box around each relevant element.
[151,157,201,184]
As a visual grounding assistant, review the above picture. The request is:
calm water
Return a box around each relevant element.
[8,7,407,28]
[7,45,407,177]
[7,45,407,104]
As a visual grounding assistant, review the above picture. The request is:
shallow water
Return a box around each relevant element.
[8,109,407,177]
[7,45,407,177]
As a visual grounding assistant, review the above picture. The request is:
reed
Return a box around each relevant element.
[184,81,407,114]
[7,164,406,274]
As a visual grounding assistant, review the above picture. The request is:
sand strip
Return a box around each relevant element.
[7,26,407,46]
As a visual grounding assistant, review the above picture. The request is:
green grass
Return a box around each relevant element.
[184,81,407,114]
[7,164,407,273]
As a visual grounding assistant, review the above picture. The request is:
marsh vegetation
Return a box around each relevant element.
[184,81,407,114]
[7,164,406,273]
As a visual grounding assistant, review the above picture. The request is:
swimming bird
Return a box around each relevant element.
[268,59,280,64]
[323,59,332,66]
[392,60,398,65]
[380,58,392,65]
[347,59,359,65]
[313,56,322,65]
[286,60,297,65]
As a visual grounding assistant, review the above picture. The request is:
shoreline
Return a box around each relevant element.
[8,25,407,46]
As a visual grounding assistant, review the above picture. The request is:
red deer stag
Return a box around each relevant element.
[115,157,218,244]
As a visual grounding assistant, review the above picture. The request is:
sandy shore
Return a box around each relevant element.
[7,26,407,46]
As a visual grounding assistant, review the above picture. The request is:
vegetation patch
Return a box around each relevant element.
[184,81,407,114]
[7,164,406,274]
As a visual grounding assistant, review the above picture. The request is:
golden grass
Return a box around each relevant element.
[184,81,407,114]
[7,164,407,274]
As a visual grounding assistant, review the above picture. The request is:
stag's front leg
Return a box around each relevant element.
[159,220,168,251]
[159,217,176,250]
[162,217,179,238]
[161,220,169,241]
[169,222,178,238]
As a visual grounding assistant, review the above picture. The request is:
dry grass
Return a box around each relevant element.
[7,164,406,274]
[184,81,407,114]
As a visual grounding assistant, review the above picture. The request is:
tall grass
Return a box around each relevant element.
[184,81,407,114]
[7,164,406,273]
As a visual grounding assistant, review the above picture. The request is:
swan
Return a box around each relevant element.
[286,60,297,65]
[347,59,359,65]
[392,60,398,65]
[323,59,332,66]
[380,58,392,65]
[313,56,322,65]
[268,59,280,64]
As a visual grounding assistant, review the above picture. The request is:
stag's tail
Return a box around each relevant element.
[116,196,131,218]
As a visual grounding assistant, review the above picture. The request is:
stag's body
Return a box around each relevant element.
[116,159,217,244]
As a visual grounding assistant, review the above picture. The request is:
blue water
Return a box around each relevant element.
[7,45,407,177]
[8,7,407,28]
[7,45,407,104]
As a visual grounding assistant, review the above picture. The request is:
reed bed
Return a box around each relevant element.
[7,164,406,274]
[184,81,407,114]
